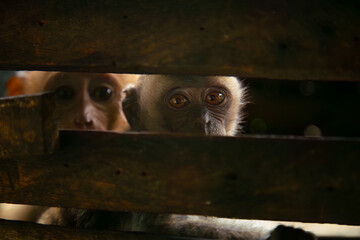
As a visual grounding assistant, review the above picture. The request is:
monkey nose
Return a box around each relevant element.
[73,115,95,129]
[194,119,211,132]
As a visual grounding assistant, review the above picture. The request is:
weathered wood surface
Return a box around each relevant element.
[0,219,186,240]
[320,239,360,240]
[1,220,357,240]
[0,1,359,80]
[1,131,360,225]
[0,93,59,158]
[0,220,357,240]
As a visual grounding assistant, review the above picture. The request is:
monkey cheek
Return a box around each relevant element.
[107,116,130,131]
[104,111,127,131]
[206,124,226,136]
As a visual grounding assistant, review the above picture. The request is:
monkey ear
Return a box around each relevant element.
[122,86,143,131]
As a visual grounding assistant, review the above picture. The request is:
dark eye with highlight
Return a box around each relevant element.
[169,94,189,108]
[54,86,75,101]
[206,91,225,105]
[91,86,113,101]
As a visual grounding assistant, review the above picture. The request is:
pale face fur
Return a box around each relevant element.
[22,71,139,131]
[135,75,245,136]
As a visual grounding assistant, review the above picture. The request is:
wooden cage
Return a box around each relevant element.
[0,1,360,239]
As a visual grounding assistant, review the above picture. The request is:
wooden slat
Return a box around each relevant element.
[320,238,360,240]
[0,219,189,240]
[0,220,357,240]
[0,1,359,80]
[0,93,58,158]
[1,131,359,225]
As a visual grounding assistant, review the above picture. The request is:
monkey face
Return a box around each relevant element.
[123,75,244,136]
[43,72,129,131]
[159,86,232,135]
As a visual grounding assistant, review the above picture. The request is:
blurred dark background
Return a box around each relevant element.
[243,78,360,137]
[0,71,14,97]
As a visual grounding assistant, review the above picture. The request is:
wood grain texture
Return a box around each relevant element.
[0,93,59,159]
[0,131,359,225]
[0,0,359,80]
[0,219,186,240]
[0,220,357,240]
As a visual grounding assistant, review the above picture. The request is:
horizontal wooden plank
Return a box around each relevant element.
[0,220,358,240]
[0,93,58,158]
[1,131,360,225]
[0,1,359,80]
[0,219,188,240]
[320,239,360,240]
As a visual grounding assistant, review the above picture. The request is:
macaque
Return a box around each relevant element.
[23,71,139,131]
[123,75,246,135]
[37,75,316,240]
[0,71,139,222]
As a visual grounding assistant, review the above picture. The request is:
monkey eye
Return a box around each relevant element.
[54,86,75,101]
[206,91,225,105]
[91,86,113,101]
[169,94,189,108]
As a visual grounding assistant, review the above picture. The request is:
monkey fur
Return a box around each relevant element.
[123,75,246,135]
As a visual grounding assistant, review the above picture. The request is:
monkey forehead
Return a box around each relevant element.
[47,72,113,83]
[22,71,140,95]
[22,71,58,94]
[110,73,140,89]
[49,72,139,88]
[139,75,242,98]
[141,75,237,87]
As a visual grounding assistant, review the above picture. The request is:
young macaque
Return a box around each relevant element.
[123,75,246,135]
[37,75,316,240]
[0,71,139,222]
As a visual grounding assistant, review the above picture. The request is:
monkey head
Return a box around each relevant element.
[22,71,139,131]
[122,75,246,136]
